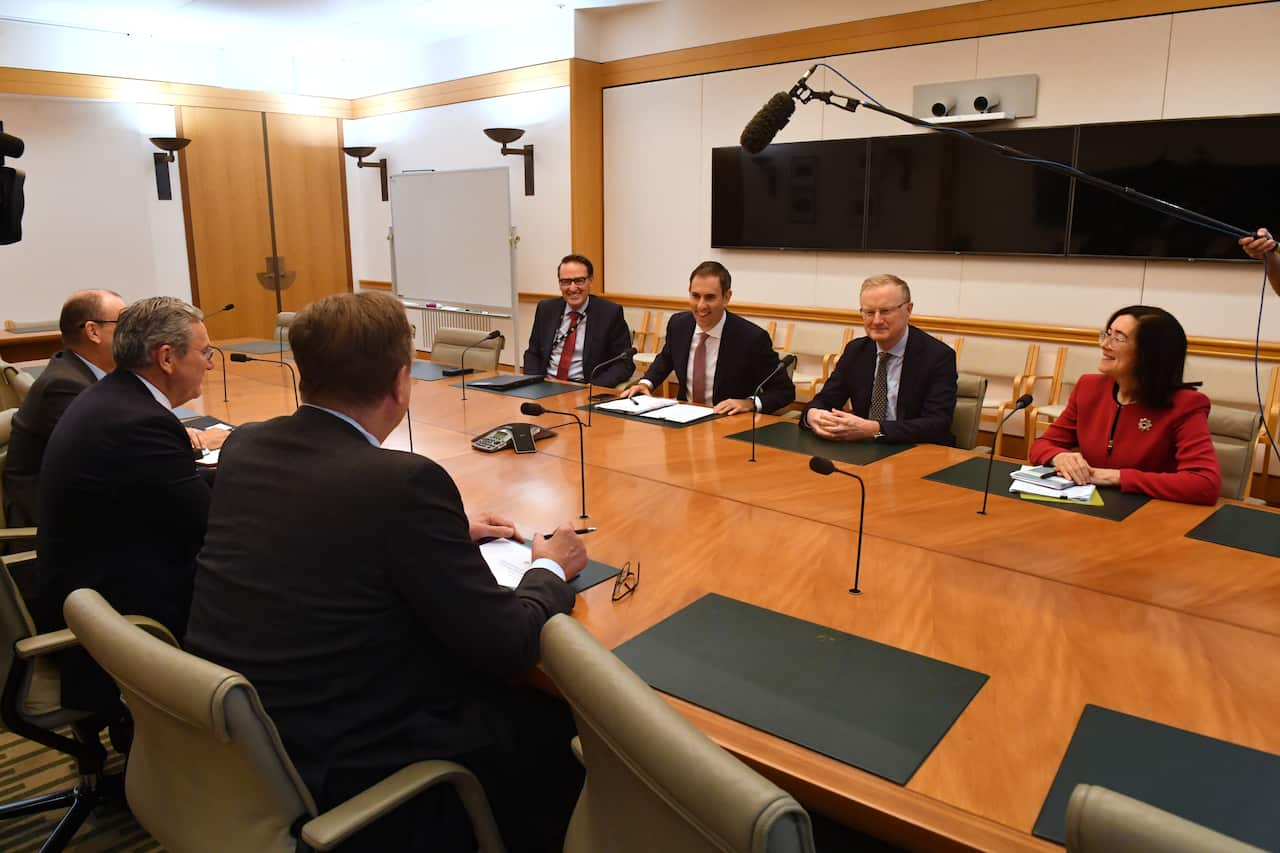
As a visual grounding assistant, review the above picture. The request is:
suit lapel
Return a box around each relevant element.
[542,298,567,363]
[897,327,923,414]
[670,313,694,392]
[711,312,740,399]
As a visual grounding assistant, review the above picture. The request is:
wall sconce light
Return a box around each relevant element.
[149,137,190,201]
[483,128,534,196]
[343,146,389,202]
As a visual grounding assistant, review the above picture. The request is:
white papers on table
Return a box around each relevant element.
[596,396,674,414]
[196,449,220,466]
[479,538,534,588]
[205,423,232,431]
[646,403,715,423]
[1008,479,1096,502]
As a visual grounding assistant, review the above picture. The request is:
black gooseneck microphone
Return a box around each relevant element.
[202,304,235,403]
[229,352,299,410]
[749,354,797,461]
[521,401,588,520]
[978,393,1034,516]
[586,346,637,426]
[457,330,502,401]
[808,455,866,595]
[740,65,817,154]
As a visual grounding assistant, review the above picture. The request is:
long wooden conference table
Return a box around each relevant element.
[202,355,1280,852]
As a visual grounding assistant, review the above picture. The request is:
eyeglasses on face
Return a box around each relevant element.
[558,277,590,288]
[611,560,640,602]
[1098,329,1131,346]
[860,301,908,320]
[78,319,119,328]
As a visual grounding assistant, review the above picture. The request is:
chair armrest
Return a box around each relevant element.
[15,628,80,658]
[302,760,504,852]
[128,616,178,646]
[0,527,38,542]
[570,735,584,767]
[2,550,37,569]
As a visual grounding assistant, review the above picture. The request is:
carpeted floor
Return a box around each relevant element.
[0,729,158,852]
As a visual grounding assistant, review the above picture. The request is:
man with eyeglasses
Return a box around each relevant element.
[802,274,958,445]
[35,296,217,713]
[4,290,225,529]
[523,254,635,387]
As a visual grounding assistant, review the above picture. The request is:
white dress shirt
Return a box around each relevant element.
[132,372,176,415]
[545,295,589,381]
[71,351,107,381]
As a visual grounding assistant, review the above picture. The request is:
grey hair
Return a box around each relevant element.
[112,297,204,371]
[860,274,912,304]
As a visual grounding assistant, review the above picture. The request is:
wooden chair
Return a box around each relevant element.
[952,337,1039,457]
[808,327,859,398]
[1025,346,1100,445]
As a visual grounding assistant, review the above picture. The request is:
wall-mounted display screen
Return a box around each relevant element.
[866,127,1074,255]
[1070,116,1280,260]
[711,140,867,251]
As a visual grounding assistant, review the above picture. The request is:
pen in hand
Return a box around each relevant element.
[541,527,597,539]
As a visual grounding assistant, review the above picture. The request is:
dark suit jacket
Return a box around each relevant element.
[523,296,634,387]
[4,349,98,527]
[803,326,958,445]
[642,311,796,414]
[184,406,575,798]
[36,370,211,711]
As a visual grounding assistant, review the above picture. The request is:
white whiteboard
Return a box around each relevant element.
[389,168,513,311]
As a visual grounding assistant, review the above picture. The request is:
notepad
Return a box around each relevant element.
[1010,479,1097,502]
[646,403,716,423]
[479,538,536,588]
[596,396,675,414]
[594,397,717,423]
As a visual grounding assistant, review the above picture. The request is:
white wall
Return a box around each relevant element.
[345,87,572,364]
[602,3,1280,344]
[0,94,191,321]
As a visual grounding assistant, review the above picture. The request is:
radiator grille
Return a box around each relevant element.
[419,309,492,350]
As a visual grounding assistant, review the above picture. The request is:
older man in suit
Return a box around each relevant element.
[186,291,587,852]
[803,274,957,445]
[621,260,795,414]
[523,254,635,387]
[36,296,215,711]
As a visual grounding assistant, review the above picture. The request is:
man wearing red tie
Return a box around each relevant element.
[522,254,635,388]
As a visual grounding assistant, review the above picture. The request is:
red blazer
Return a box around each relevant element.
[1029,373,1221,505]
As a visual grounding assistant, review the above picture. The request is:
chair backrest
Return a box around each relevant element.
[431,327,505,370]
[1208,405,1263,500]
[541,614,815,853]
[1065,784,1265,853]
[953,338,1037,407]
[1042,346,1099,407]
[0,361,25,411]
[273,312,296,345]
[1186,357,1276,412]
[62,589,318,853]
[952,373,988,451]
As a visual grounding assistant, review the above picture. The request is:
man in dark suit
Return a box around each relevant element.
[622,261,795,414]
[36,296,216,711]
[523,253,635,387]
[4,289,124,528]
[803,274,957,445]
[185,291,588,853]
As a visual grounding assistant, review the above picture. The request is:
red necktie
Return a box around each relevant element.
[555,311,582,380]
[691,331,708,404]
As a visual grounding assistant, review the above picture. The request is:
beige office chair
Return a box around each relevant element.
[432,327,505,372]
[540,614,816,853]
[0,359,31,409]
[61,588,505,853]
[1208,405,1263,501]
[0,558,131,851]
[951,373,989,451]
[1065,784,1265,852]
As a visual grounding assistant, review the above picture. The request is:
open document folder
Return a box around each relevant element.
[594,396,716,423]
[1009,466,1098,503]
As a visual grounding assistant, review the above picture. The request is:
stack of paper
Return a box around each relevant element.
[1009,479,1097,502]
[479,538,535,588]
[597,396,675,414]
[595,397,717,424]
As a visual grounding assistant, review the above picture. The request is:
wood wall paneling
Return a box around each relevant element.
[569,60,606,289]
[179,106,276,340]
[350,61,573,118]
[264,113,354,313]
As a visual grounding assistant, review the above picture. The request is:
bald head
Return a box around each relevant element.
[60,289,125,371]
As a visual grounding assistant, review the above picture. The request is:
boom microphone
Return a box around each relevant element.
[978,393,1034,516]
[740,93,796,155]
[586,346,637,426]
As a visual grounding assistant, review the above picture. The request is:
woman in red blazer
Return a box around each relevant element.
[1029,305,1221,505]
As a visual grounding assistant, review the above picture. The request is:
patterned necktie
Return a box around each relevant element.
[868,351,890,422]
[690,332,708,404]
[555,311,582,380]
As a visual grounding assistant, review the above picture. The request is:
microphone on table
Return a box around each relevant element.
[740,64,817,154]
[202,304,234,402]
[808,455,866,595]
[229,352,299,410]
[587,346,637,426]
[454,330,502,401]
[978,393,1034,516]
[749,354,796,461]
[521,401,588,520]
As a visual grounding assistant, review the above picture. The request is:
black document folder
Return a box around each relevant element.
[1185,505,1280,558]
[724,422,914,465]
[924,457,1149,521]
[614,594,988,785]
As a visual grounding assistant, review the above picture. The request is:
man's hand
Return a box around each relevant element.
[620,383,650,399]
[531,524,587,581]
[806,409,878,441]
[712,397,755,415]
[468,511,523,542]
[186,427,229,452]
[1239,228,1276,259]
[1051,451,1093,485]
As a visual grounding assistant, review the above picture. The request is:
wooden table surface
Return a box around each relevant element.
[192,356,1280,852]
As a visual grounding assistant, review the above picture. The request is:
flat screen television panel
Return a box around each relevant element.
[711,140,867,251]
[1070,116,1280,260]
[865,127,1075,255]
